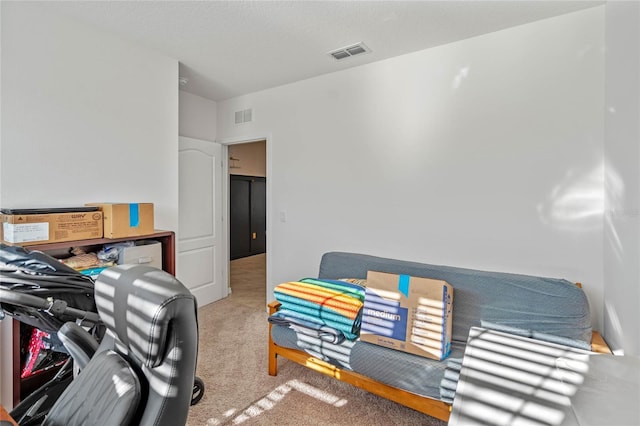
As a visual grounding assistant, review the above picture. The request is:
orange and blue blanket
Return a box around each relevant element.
[271,278,365,341]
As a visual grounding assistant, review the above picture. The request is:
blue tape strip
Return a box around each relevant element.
[398,274,410,298]
[129,203,140,228]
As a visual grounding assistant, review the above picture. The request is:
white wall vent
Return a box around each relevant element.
[328,42,371,61]
[235,108,253,124]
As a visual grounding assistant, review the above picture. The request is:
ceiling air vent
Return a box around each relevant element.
[328,42,371,61]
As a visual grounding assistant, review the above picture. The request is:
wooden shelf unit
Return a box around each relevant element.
[10,230,176,406]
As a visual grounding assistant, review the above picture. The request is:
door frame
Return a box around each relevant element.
[218,134,271,305]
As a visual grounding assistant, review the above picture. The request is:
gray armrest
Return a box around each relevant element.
[58,322,99,370]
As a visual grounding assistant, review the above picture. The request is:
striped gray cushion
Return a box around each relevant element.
[318,252,592,344]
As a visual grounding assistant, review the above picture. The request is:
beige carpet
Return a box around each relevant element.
[186,254,446,426]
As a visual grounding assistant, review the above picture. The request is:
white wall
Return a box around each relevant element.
[0,3,179,228]
[0,2,179,406]
[218,8,606,331]
[179,90,217,141]
[603,1,640,356]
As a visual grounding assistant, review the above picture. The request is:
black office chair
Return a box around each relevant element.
[42,264,199,426]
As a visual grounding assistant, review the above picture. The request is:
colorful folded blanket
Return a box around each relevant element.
[272,278,365,340]
[268,310,346,344]
[295,333,355,368]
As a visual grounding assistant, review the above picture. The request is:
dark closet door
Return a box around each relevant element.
[230,175,266,260]
[250,179,266,254]
[230,177,251,259]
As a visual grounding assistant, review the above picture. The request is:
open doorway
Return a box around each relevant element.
[227,140,267,309]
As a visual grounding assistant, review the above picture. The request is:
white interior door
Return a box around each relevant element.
[178,136,226,306]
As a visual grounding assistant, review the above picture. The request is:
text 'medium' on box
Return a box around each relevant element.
[360,271,453,360]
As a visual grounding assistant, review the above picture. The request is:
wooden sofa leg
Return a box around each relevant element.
[268,301,281,376]
[268,325,278,376]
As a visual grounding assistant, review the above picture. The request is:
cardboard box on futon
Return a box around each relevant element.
[360,271,453,361]
[0,211,103,246]
[86,203,154,238]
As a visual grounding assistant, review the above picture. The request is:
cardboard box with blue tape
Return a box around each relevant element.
[86,203,154,239]
[360,271,453,360]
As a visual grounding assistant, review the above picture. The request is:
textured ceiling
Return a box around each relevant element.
[38,1,603,101]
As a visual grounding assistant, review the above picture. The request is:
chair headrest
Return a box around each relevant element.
[94,264,195,368]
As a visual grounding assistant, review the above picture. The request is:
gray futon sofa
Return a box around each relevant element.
[268,251,606,421]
